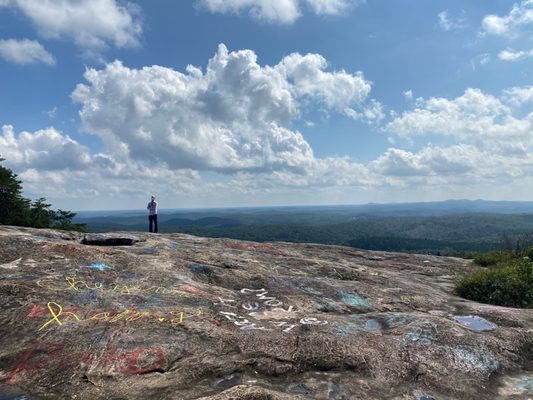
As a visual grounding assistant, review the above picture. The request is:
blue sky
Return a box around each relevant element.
[1,0,533,210]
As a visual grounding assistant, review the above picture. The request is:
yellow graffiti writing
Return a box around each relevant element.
[37,302,81,331]
[36,277,191,298]
[36,302,204,331]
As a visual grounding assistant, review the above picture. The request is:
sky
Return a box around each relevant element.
[1,0,533,211]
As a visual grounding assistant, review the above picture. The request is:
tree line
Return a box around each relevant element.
[0,158,85,231]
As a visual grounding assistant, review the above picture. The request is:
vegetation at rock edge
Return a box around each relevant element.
[0,158,85,232]
[456,237,533,308]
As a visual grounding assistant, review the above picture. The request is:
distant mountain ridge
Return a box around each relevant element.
[74,199,533,219]
[73,200,533,255]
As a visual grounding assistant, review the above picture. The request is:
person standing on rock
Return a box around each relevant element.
[147,195,158,233]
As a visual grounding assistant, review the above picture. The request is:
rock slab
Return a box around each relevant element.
[0,226,531,399]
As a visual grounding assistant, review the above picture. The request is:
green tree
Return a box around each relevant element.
[29,197,54,228]
[0,158,85,232]
[53,209,86,232]
[0,157,30,225]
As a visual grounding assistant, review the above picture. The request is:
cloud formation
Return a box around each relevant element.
[6,85,533,206]
[386,88,531,146]
[498,48,533,61]
[0,0,142,52]
[503,86,533,105]
[0,124,200,206]
[482,0,533,36]
[438,10,466,32]
[385,88,533,181]
[72,44,374,173]
[279,52,372,116]
[304,0,362,16]
[197,0,362,23]
[0,38,55,65]
[5,40,533,208]
[0,125,94,170]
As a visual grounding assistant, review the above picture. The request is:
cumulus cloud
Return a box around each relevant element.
[197,0,362,23]
[503,86,533,105]
[304,0,363,16]
[279,52,372,116]
[197,0,301,23]
[0,125,96,170]
[384,87,533,184]
[0,0,142,52]
[372,145,481,177]
[498,48,533,61]
[385,88,533,148]
[72,44,374,173]
[0,38,55,65]
[481,0,533,36]
[0,124,201,206]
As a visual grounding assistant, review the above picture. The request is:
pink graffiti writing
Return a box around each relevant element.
[5,342,165,384]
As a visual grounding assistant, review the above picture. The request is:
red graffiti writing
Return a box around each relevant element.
[5,342,165,384]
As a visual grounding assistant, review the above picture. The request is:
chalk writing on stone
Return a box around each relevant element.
[85,262,111,271]
[35,301,208,331]
[36,277,191,298]
[5,342,165,383]
[300,317,328,325]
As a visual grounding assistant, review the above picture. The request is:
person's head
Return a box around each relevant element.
[151,195,155,201]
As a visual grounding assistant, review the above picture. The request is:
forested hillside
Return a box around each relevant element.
[74,204,533,255]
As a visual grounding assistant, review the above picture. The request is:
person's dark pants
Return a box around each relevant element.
[149,214,158,233]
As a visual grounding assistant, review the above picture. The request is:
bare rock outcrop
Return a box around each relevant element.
[0,226,531,399]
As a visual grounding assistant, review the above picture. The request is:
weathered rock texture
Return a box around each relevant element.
[0,226,531,400]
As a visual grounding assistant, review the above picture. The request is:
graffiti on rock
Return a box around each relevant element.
[36,276,191,298]
[215,288,327,332]
[5,342,165,384]
[85,262,111,272]
[35,301,210,331]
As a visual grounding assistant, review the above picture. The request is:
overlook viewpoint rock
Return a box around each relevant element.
[0,226,531,400]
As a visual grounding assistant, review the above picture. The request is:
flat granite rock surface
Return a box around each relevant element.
[0,226,531,400]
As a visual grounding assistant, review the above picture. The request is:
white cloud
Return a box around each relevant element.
[498,48,533,61]
[385,87,533,182]
[386,88,532,145]
[0,124,201,206]
[403,90,413,100]
[0,0,142,52]
[7,42,533,208]
[438,10,466,31]
[503,86,533,105]
[19,79,533,206]
[372,145,479,177]
[279,52,371,117]
[0,38,55,65]
[0,125,95,170]
[197,0,362,23]
[46,107,58,119]
[197,0,301,23]
[72,44,374,173]
[479,54,491,65]
[468,53,491,71]
[360,99,384,122]
[304,0,363,16]
[481,0,533,36]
